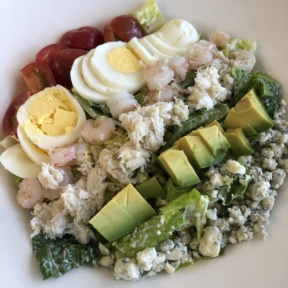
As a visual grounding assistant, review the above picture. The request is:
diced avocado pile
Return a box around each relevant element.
[89,89,273,243]
[158,89,273,188]
[224,89,274,137]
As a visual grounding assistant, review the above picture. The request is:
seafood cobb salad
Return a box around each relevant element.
[0,0,287,282]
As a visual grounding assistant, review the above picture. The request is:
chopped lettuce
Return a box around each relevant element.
[32,234,99,280]
[103,127,128,149]
[115,189,209,257]
[223,38,257,56]
[131,0,167,34]
[12,175,23,188]
[0,135,18,150]
[218,175,251,206]
[134,92,146,105]
[72,90,111,118]
[231,67,281,116]
[164,179,191,202]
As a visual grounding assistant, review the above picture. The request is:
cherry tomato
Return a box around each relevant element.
[49,48,87,88]
[104,15,146,42]
[20,62,56,94]
[59,26,104,50]
[3,91,32,136]
[36,43,67,65]
[103,24,116,42]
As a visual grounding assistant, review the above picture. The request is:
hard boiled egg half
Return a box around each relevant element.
[71,41,146,103]
[71,19,200,104]
[0,85,86,178]
[128,19,200,63]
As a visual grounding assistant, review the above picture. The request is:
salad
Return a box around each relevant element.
[0,0,287,282]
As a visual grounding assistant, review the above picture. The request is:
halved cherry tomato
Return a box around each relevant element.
[59,26,104,50]
[36,43,67,65]
[20,62,56,94]
[104,15,146,42]
[3,91,32,136]
[103,24,116,42]
[49,48,87,88]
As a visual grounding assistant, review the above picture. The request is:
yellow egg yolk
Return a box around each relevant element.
[106,46,142,74]
[26,87,78,136]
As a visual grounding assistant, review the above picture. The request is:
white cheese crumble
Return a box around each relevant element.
[227,160,246,174]
[199,226,223,257]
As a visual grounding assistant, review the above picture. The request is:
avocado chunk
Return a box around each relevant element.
[89,184,156,242]
[196,125,231,159]
[224,89,274,136]
[234,90,274,132]
[158,149,200,188]
[224,128,254,158]
[178,135,214,169]
[223,108,258,137]
[136,176,165,199]
[206,120,225,133]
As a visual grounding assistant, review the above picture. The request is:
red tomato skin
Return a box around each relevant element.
[36,43,67,65]
[3,91,32,136]
[59,26,104,50]
[103,24,116,42]
[49,48,87,88]
[20,62,56,94]
[109,15,146,42]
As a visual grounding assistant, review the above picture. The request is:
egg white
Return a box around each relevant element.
[128,38,156,64]
[17,125,50,165]
[145,34,187,56]
[138,37,171,61]
[71,56,110,103]
[81,50,123,96]
[16,85,86,150]
[154,19,200,48]
[90,41,146,92]
[0,144,41,178]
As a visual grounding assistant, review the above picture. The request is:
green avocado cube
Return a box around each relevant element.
[114,184,156,224]
[136,177,165,199]
[224,89,274,136]
[89,184,156,242]
[224,128,254,158]
[206,120,225,133]
[223,108,258,137]
[158,149,200,188]
[89,207,133,242]
[234,90,274,132]
[196,125,231,158]
[178,135,214,169]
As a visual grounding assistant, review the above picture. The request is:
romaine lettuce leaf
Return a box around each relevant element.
[131,0,167,34]
[223,38,256,56]
[32,234,99,280]
[115,188,209,257]
[231,67,281,116]
[218,175,251,206]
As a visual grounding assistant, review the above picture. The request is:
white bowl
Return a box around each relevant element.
[0,0,288,287]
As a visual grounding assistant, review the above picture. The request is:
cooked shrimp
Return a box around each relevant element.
[73,143,89,165]
[186,43,213,70]
[17,178,45,209]
[209,31,231,49]
[144,61,174,90]
[49,145,76,167]
[106,92,139,118]
[49,142,89,167]
[146,86,174,105]
[81,116,116,144]
[168,56,189,81]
